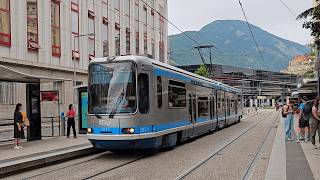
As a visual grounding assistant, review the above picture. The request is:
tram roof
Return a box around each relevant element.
[90,56,241,94]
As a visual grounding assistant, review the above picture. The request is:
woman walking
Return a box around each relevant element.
[282,101,294,141]
[66,104,76,138]
[13,103,25,149]
[310,96,320,149]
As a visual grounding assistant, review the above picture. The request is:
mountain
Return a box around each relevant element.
[169,20,310,72]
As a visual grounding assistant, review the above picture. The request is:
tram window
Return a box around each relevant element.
[168,80,186,108]
[138,73,149,114]
[157,76,162,108]
[198,97,209,117]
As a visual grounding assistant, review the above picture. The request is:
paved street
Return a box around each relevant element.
[4,110,279,180]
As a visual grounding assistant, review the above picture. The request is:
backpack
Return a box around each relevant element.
[302,101,312,121]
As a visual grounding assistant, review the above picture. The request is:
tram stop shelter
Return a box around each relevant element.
[0,65,72,141]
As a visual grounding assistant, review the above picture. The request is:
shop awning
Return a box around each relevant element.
[0,65,72,83]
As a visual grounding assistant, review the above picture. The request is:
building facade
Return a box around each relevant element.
[0,0,168,119]
[281,55,316,77]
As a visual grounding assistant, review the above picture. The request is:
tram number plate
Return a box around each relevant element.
[98,119,112,127]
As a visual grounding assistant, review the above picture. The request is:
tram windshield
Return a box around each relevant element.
[88,62,136,114]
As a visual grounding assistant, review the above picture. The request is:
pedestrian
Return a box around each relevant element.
[310,96,320,149]
[297,96,312,142]
[13,103,25,149]
[282,101,294,141]
[66,104,77,138]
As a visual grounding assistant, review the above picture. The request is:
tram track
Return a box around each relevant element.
[12,111,270,180]
[175,111,276,180]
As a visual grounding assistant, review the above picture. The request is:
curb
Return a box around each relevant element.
[265,118,286,180]
[0,145,102,178]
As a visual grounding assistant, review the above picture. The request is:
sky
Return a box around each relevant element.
[168,0,313,45]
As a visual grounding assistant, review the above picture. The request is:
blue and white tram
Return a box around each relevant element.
[87,55,243,150]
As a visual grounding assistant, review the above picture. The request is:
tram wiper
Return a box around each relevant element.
[109,89,125,119]
[95,113,102,119]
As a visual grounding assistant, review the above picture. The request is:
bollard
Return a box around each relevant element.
[61,112,65,136]
[51,117,54,136]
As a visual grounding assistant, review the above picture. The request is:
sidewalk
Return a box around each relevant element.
[266,114,316,180]
[0,135,99,177]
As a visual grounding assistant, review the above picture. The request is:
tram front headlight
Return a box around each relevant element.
[87,128,93,134]
[121,128,135,134]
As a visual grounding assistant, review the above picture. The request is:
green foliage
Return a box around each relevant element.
[297,4,320,49]
[195,64,209,78]
[303,69,316,78]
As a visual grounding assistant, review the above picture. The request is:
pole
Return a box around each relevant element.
[209,48,212,77]
[73,35,77,104]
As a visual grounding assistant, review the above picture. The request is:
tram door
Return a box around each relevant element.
[188,94,197,124]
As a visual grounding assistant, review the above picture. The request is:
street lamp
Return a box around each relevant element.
[73,33,95,104]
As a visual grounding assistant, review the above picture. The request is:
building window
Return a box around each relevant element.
[124,0,130,28]
[159,16,165,61]
[88,10,95,60]
[126,28,130,55]
[71,2,79,58]
[102,1,108,17]
[198,97,209,118]
[151,39,155,58]
[51,0,61,57]
[168,80,186,108]
[134,1,139,54]
[0,0,10,46]
[138,73,149,114]
[157,76,162,108]
[27,0,39,50]
[151,11,155,41]
[143,5,147,54]
[115,26,120,56]
[0,82,16,105]
[114,0,120,24]
[102,17,109,57]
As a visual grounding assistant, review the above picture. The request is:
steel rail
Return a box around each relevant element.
[175,111,275,180]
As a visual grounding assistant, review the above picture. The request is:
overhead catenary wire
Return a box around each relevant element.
[278,0,297,19]
[238,0,270,71]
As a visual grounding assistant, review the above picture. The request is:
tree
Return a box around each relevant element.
[195,64,209,78]
[297,3,320,49]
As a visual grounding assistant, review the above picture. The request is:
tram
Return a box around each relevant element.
[87,55,243,150]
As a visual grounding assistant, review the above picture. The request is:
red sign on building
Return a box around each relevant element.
[40,91,59,102]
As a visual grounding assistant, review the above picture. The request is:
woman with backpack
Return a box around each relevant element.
[282,101,294,141]
[310,96,320,149]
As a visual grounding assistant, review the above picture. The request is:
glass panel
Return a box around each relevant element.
[102,23,109,57]
[157,76,162,108]
[198,97,209,117]
[0,0,9,10]
[51,2,60,27]
[88,62,136,114]
[71,10,79,34]
[168,80,186,108]
[88,38,94,55]
[0,10,10,34]
[27,0,38,42]
[102,1,108,17]
[126,31,130,55]
[115,28,120,56]
[88,15,94,34]
[52,27,60,46]
[138,73,149,114]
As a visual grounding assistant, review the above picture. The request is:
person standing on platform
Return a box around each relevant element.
[282,101,294,141]
[297,96,312,142]
[13,103,25,149]
[66,104,77,138]
[310,96,320,149]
